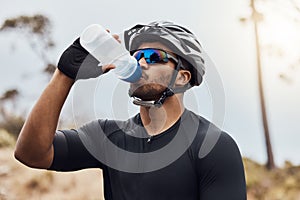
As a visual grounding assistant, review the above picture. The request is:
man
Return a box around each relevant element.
[15,21,247,199]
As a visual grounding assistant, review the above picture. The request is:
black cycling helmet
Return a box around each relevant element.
[124,21,205,87]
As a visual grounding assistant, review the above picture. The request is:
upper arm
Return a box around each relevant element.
[197,132,247,200]
[48,130,102,171]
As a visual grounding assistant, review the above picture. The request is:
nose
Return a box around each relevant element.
[138,58,150,70]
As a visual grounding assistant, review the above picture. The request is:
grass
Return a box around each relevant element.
[244,158,300,200]
[0,129,16,148]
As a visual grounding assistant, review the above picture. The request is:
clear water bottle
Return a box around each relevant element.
[80,24,142,82]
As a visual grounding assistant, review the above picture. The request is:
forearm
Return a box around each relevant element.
[15,69,74,168]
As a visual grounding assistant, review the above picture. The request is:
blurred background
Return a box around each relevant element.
[0,0,300,199]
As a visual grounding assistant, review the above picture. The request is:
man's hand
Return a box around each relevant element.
[58,32,119,81]
[57,38,103,80]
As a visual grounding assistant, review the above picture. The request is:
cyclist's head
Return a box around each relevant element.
[124,21,206,89]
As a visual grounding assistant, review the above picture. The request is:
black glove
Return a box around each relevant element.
[57,38,103,80]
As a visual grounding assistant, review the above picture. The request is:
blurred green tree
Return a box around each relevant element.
[0,14,57,137]
[0,14,56,75]
[240,0,300,170]
[0,89,24,138]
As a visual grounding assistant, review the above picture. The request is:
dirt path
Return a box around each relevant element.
[0,148,104,200]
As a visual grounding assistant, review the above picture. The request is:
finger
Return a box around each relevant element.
[112,34,119,40]
[102,64,116,73]
[112,34,121,43]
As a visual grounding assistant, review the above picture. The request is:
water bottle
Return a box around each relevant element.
[80,24,142,82]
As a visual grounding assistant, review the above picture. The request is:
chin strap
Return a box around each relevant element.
[132,87,174,107]
[132,59,190,108]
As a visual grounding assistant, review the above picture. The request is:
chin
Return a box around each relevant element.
[129,84,165,101]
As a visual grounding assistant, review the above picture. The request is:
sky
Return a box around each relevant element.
[0,0,300,166]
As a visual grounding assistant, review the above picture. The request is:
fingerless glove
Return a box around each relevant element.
[57,38,103,80]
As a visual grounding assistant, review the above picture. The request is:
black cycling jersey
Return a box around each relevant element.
[48,109,246,200]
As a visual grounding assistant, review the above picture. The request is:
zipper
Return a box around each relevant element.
[147,135,153,143]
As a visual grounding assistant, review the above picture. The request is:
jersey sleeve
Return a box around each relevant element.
[48,120,106,171]
[196,132,247,200]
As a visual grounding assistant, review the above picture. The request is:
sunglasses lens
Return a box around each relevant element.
[133,51,143,61]
[145,49,168,63]
[133,49,168,64]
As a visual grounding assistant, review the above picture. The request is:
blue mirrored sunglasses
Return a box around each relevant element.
[131,48,178,64]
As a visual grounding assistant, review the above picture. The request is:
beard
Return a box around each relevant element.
[129,82,167,101]
[129,71,172,101]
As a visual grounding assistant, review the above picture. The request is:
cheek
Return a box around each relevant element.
[150,71,172,85]
[147,66,174,83]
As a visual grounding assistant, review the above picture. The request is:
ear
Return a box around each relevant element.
[175,70,191,86]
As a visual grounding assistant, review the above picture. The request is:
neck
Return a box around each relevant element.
[139,94,185,136]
